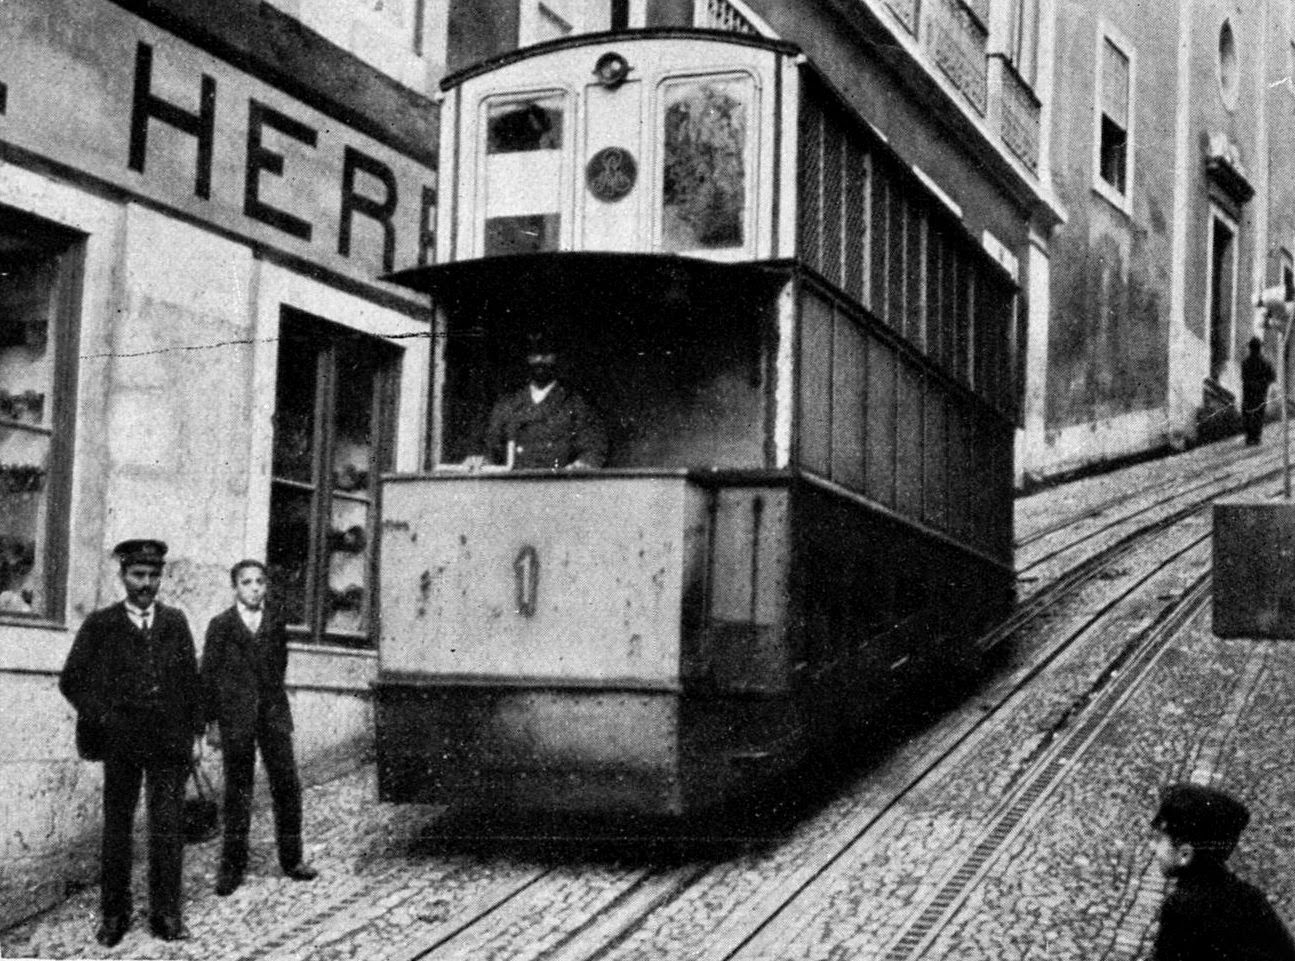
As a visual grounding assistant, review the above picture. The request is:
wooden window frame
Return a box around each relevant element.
[270,308,400,650]
[0,210,83,627]
[1092,23,1136,213]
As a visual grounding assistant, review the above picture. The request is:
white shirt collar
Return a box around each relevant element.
[124,601,156,619]
[529,381,556,404]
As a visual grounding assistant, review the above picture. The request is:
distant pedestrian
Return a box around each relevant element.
[1241,337,1277,446]
[1150,782,1295,960]
[59,539,205,946]
[201,559,317,895]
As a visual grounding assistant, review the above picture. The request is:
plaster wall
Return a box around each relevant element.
[1043,2,1178,440]
[1030,0,1280,479]
[1181,0,1266,373]
[264,0,450,94]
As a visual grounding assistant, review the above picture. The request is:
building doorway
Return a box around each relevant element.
[1208,209,1238,382]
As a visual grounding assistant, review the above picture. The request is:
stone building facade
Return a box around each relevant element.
[1021,0,1295,480]
[0,0,440,925]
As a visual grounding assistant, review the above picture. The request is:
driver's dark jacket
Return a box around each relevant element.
[485,382,607,469]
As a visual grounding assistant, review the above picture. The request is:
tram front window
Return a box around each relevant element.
[662,77,750,252]
[484,95,566,256]
[442,290,768,473]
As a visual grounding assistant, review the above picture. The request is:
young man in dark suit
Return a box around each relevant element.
[201,559,317,895]
[59,539,205,946]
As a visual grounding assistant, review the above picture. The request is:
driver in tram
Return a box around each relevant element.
[469,334,608,470]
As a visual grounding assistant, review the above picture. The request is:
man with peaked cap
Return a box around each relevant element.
[1150,782,1295,960]
[60,539,205,946]
[480,333,608,470]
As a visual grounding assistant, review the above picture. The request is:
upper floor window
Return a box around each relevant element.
[0,211,81,622]
[1006,0,1040,86]
[1095,30,1134,206]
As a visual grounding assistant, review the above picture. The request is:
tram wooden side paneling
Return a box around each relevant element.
[373,31,1021,818]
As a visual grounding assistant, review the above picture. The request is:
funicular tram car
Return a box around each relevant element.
[375,28,1020,817]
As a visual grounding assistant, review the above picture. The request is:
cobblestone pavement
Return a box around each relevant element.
[5,435,1294,961]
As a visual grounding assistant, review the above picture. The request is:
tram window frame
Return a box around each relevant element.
[658,72,758,261]
[0,213,82,626]
[266,309,400,650]
[479,90,571,258]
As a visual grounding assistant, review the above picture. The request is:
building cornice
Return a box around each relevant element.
[107,0,438,166]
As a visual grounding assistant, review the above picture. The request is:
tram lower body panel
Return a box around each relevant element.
[374,471,1012,816]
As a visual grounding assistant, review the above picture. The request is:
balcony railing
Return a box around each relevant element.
[929,0,988,114]
[997,57,1040,171]
[701,0,759,34]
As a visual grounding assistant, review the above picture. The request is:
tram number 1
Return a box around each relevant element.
[513,546,540,617]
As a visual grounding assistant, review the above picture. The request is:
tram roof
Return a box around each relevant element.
[438,28,802,92]
[385,252,792,304]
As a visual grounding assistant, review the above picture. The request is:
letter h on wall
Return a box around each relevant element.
[128,43,216,200]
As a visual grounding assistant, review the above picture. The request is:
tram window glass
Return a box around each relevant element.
[267,311,398,648]
[661,77,750,252]
[0,218,80,623]
[484,95,566,257]
[487,100,563,153]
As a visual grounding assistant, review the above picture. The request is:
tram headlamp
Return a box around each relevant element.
[593,52,631,90]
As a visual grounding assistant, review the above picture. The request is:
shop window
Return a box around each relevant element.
[661,76,751,253]
[1095,31,1133,204]
[483,94,566,256]
[266,310,398,648]
[0,214,80,622]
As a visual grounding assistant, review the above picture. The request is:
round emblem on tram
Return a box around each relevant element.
[586,147,637,202]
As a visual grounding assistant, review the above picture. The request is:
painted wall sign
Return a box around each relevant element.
[0,0,437,294]
[586,147,637,202]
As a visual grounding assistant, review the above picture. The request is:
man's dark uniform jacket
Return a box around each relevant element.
[60,602,204,761]
[201,604,293,742]
[486,383,608,469]
[60,599,203,931]
[1154,860,1295,961]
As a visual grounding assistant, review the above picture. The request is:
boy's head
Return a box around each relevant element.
[229,559,268,610]
[1151,783,1250,875]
